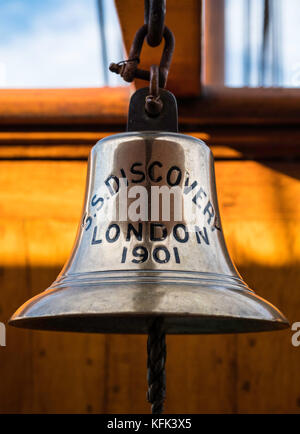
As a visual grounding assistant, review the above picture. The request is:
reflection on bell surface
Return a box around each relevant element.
[9,132,289,334]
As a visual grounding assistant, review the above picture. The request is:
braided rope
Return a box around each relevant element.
[147,317,166,414]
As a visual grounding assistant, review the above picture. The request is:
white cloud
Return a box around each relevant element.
[0,0,124,88]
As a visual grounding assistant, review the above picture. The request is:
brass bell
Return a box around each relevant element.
[9,1,289,414]
[10,87,288,335]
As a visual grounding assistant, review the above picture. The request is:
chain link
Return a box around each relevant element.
[109,1,174,90]
[144,0,166,47]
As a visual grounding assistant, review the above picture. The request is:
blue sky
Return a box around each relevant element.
[0,0,124,87]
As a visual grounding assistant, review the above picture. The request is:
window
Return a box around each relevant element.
[205,0,300,88]
[226,0,300,87]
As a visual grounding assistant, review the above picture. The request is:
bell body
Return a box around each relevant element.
[10,132,288,333]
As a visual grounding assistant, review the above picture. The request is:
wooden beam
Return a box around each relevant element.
[178,86,300,125]
[0,86,299,128]
[115,0,202,97]
[0,86,300,160]
[0,87,130,126]
[1,127,300,161]
[204,0,225,85]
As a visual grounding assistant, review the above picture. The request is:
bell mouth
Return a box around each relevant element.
[9,313,289,335]
[9,270,289,334]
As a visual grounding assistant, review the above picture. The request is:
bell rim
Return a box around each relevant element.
[9,273,289,334]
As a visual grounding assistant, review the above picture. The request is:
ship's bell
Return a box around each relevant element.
[10,90,288,334]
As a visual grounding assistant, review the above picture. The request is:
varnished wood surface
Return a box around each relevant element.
[0,160,299,413]
[0,87,130,126]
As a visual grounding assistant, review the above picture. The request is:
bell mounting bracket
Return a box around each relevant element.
[127,87,178,133]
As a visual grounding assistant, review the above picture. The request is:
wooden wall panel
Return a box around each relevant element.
[0,221,33,413]
[0,162,107,413]
[0,160,299,413]
[216,161,300,413]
